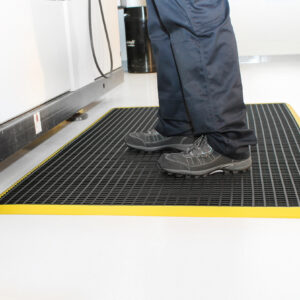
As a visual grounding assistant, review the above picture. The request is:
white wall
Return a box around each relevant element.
[230,0,300,56]
[118,0,300,65]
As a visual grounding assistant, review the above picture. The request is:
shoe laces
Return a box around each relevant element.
[185,135,213,157]
[146,129,160,135]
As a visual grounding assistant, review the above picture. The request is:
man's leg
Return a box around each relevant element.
[124,0,195,152]
[146,0,193,137]
[152,0,257,159]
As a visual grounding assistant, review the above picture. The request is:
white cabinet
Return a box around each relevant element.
[0,0,122,125]
[0,0,71,124]
[65,0,122,90]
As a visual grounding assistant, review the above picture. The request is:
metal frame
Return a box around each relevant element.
[0,68,124,162]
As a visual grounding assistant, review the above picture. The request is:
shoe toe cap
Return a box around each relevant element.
[158,153,188,171]
[124,132,145,147]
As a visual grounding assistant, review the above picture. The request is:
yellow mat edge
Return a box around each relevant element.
[286,103,300,126]
[0,103,299,218]
[1,205,300,219]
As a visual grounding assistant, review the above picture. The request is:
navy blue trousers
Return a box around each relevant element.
[146,0,257,159]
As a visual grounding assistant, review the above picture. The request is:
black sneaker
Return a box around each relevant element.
[158,135,252,177]
[125,129,194,152]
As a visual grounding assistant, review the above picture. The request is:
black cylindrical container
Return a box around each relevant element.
[124,7,156,73]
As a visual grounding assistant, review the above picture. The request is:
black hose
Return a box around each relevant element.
[88,0,114,79]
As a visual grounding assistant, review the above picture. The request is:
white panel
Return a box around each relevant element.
[65,0,122,90]
[230,0,300,56]
[123,0,147,7]
[0,0,71,124]
[93,0,122,73]
[118,9,128,64]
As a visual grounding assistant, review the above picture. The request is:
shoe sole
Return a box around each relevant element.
[158,157,252,178]
[126,142,193,152]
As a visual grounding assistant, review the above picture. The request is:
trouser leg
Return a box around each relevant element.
[151,0,257,159]
[146,0,193,136]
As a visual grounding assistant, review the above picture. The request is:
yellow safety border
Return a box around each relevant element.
[0,104,299,218]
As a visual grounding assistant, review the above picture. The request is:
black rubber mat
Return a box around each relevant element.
[0,104,299,207]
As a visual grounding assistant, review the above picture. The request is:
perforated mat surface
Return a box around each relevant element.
[0,104,299,207]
